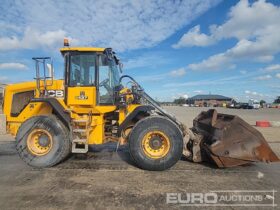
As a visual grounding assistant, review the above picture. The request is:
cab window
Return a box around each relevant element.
[98,55,120,104]
[69,54,96,86]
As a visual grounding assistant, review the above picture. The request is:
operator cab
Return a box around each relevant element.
[60,46,122,105]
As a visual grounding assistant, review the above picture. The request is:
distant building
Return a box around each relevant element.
[160,102,174,106]
[187,94,233,107]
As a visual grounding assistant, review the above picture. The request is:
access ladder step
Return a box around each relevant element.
[72,139,88,153]
[72,119,89,123]
[72,138,87,143]
[73,129,87,133]
[72,144,88,153]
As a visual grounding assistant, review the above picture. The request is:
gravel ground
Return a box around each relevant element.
[0,107,279,210]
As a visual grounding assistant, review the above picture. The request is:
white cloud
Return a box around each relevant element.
[182,94,189,99]
[276,73,280,79]
[193,90,203,93]
[170,68,186,77]
[255,74,272,81]
[264,64,280,72]
[0,76,8,82]
[0,63,27,70]
[188,53,231,71]
[240,70,247,75]
[164,74,255,88]
[172,25,215,48]
[137,74,166,82]
[0,28,78,51]
[171,93,189,99]
[180,0,280,70]
[165,78,231,88]
[244,90,264,98]
[243,89,276,102]
[124,54,168,70]
[0,0,221,52]
[137,67,186,82]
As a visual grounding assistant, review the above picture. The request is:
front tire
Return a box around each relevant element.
[129,116,183,171]
[16,115,70,167]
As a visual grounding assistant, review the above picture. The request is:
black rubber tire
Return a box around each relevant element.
[128,116,183,171]
[16,115,71,168]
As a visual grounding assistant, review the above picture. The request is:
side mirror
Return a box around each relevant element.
[46,63,54,79]
[104,48,113,60]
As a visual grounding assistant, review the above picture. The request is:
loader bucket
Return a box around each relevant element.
[192,109,279,168]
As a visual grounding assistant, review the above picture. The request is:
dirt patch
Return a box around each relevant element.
[0,107,279,209]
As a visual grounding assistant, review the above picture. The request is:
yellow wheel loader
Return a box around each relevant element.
[1,40,278,170]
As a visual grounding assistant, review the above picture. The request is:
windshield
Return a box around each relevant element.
[99,55,120,87]
[111,63,120,87]
[98,54,120,104]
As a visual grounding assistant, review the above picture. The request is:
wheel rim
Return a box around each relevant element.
[27,129,53,156]
[142,131,171,159]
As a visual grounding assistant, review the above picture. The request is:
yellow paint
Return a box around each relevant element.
[7,123,20,137]
[3,76,141,144]
[27,129,53,156]
[127,104,139,114]
[60,47,105,53]
[94,105,116,114]
[67,87,96,106]
[118,104,139,125]
[88,114,105,144]
[3,81,36,120]
[119,108,127,124]
[2,47,145,148]
[142,131,171,159]
[3,80,65,136]
[119,87,134,104]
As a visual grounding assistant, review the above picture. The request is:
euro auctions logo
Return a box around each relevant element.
[167,192,217,205]
[166,190,277,207]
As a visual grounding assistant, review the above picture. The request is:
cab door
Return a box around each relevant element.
[95,54,119,112]
[66,53,97,106]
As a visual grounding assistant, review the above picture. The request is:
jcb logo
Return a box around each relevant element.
[47,90,64,98]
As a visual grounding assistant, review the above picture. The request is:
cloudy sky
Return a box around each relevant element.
[0,0,280,102]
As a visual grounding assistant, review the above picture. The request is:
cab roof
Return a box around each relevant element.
[60,47,106,53]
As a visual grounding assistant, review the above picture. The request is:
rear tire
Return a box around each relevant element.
[16,115,70,167]
[129,116,183,171]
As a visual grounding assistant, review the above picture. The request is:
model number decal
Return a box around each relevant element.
[47,90,64,98]
[75,91,88,100]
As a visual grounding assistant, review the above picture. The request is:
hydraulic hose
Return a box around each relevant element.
[119,75,181,126]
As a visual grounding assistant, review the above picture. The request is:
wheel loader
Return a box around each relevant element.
[0,39,278,170]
